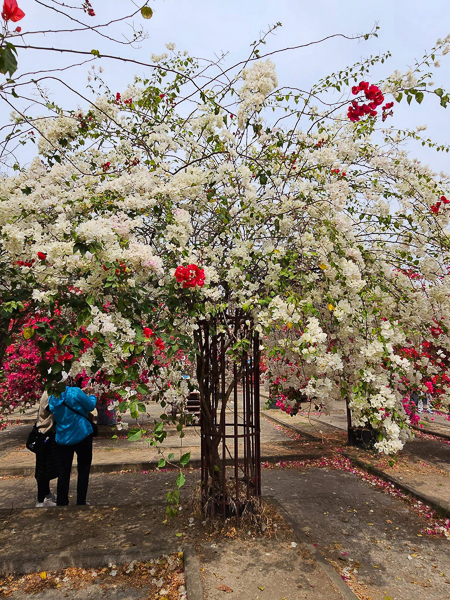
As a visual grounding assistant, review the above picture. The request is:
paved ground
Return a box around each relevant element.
[1,466,450,599]
[198,537,345,600]
[2,400,450,599]
[262,405,450,517]
[264,466,450,600]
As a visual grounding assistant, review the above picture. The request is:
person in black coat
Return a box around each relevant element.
[34,391,61,507]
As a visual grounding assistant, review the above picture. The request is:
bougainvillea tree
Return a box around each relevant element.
[2,27,450,477]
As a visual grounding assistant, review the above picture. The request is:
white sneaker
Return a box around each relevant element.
[427,405,434,414]
[45,493,57,503]
[43,497,57,507]
[417,399,423,414]
[35,501,45,508]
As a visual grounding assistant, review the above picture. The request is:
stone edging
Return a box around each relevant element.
[343,453,450,519]
[260,411,320,441]
[411,424,450,441]
[0,544,175,575]
[0,543,204,600]
[0,452,326,478]
[183,546,205,600]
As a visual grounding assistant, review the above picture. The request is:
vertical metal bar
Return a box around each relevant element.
[210,325,216,518]
[254,331,261,498]
[234,315,239,513]
[200,324,206,507]
[221,333,226,519]
[239,331,250,500]
[249,335,254,482]
[245,324,251,500]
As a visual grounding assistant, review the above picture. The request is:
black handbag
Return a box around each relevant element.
[26,425,52,454]
[63,401,99,437]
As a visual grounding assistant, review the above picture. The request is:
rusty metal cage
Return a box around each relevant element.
[196,314,261,518]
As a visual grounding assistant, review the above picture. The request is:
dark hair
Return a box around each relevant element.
[66,375,84,388]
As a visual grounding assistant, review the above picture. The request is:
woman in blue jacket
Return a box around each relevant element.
[49,382,97,506]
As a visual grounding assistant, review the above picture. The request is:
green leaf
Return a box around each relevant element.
[415,91,424,104]
[141,6,153,19]
[158,458,166,468]
[127,428,142,442]
[176,472,186,488]
[137,383,150,394]
[73,242,88,255]
[0,45,18,77]
[168,453,174,460]
[179,451,191,467]
[91,49,100,57]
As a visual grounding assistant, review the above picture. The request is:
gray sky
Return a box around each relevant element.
[5,0,450,171]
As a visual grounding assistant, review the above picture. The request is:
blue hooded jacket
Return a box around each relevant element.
[49,386,97,445]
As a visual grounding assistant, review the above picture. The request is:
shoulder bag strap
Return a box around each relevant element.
[63,400,92,425]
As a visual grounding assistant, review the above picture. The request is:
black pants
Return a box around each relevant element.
[57,435,93,505]
[37,479,50,503]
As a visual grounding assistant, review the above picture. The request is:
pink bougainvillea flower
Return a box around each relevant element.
[2,0,25,22]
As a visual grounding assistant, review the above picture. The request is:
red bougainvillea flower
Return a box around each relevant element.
[348,81,384,122]
[2,0,25,22]
[37,252,47,261]
[174,264,205,288]
[143,327,154,338]
[155,337,165,351]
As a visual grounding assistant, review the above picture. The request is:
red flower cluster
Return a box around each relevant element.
[15,259,35,267]
[430,196,450,215]
[348,81,385,122]
[155,337,165,351]
[114,261,127,276]
[331,169,346,177]
[174,264,205,288]
[430,326,444,338]
[2,0,25,22]
[82,0,95,17]
[37,252,47,261]
[102,162,111,172]
[143,327,154,338]
[44,347,73,363]
[382,102,394,122]
[57,351,74,363]
[80,337,94,350]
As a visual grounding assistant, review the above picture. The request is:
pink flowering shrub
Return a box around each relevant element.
[0,337,43,415]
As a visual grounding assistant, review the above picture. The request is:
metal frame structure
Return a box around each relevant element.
[196,314,261,518]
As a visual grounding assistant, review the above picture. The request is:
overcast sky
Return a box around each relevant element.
[5,0,450,171]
